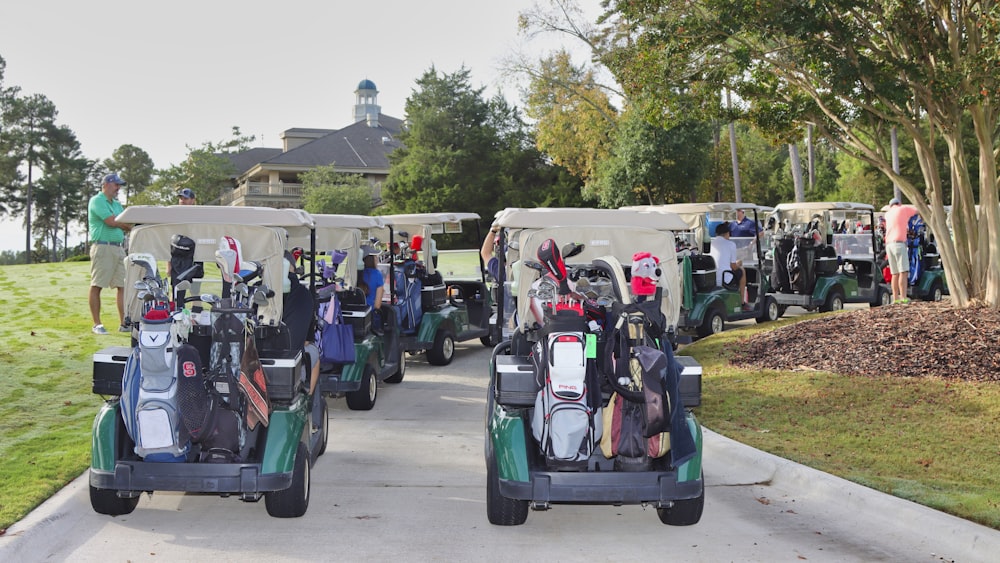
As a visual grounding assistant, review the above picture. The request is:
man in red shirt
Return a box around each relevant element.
[884,197,918,303]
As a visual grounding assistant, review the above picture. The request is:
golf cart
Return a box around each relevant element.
[879,206,949,302]
[90,205,323,518]
[374,212,492,365]
[485,207,704,526]
[630,203,781,338]
[767,202,892,311]
[305,214,404,411]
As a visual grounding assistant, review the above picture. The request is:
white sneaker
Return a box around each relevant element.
[92,324,108,335]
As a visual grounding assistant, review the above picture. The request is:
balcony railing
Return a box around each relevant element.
[219,182,304,206]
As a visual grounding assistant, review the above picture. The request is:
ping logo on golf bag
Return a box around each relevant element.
[531,331,602,467]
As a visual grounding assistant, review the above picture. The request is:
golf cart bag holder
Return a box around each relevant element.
[338,288,372,340]
[688,254,717,291]
[121,317,189,461]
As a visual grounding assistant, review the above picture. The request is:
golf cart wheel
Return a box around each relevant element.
[874,286,892,307]
[315,396,329,457]
[384,346,406,384]
[926,280,944,302]
[480,328,497,348]
[486,452,528,525]
[657,487,704,526]
[265,441,310,518]
[755,297,780,324]
[696,306,724,338]
[346,364,377,411]
[89,483,139,516]
[820,288,844,312]
[427,329,455,366]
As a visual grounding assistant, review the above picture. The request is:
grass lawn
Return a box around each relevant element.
[0,258,996,531]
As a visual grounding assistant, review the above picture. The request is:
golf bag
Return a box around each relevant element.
[907,215,926,286]
[395,260,424,334]
[175,342,243,461]
[530,312,602,469]
[120,315,189,461]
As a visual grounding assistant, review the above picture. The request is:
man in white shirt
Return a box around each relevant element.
[710,222,750,310]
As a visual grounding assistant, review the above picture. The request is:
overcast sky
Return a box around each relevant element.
[0,0,601,252]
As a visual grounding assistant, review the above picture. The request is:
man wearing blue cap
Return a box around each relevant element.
[88,173,132,334]
[177,188,196,205]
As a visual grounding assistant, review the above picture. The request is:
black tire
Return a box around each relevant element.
[696,306,724,338]
[480,327,497,348]
[486,450,529,525]
[873,286,892,307]
[755,297,780,324]
[657,488,705,526]
[315,397,329,457]
[384,347,406,384]
[820,288,844,312]
[926,280,944,302]
[427,329,455,366]
[346,364,377,410]
[89,483,139,516]
[265,441,310,518]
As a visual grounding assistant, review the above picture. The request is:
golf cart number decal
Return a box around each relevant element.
[182,361,198,377]
[588,239,610,247]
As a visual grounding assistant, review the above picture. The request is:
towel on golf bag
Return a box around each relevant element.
[175,342,243,459]
[531,329,602,468]
[121,319,189,461]
[239,333,270,429]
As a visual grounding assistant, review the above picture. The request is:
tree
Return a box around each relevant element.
[0,56,22,211]
[103,144,154,203]
[587,109,713,207]
[31,129,92,261]
[300,165,373,215]
[384,67,548,244]
[598,1,1000,308]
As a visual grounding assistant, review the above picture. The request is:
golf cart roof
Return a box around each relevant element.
[118,205,315,228]
[627,202,769,215]
[311,214,386,230]
[492,207,690,232]
[377,212,481,225]
[773,202,875,213]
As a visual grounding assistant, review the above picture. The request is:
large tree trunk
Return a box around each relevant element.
[789,144,805,202]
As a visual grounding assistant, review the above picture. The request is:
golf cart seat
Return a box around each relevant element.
[688,254,717,292]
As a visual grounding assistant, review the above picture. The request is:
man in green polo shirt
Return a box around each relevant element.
[88,173,132,334]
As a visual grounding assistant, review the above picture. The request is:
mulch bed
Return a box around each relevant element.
[726,301,1000,381]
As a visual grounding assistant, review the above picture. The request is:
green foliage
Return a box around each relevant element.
[104,144,155,204]
[586,109,713,206]
[301,166,372,215]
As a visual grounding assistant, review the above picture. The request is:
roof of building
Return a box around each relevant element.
[357,79,377,91]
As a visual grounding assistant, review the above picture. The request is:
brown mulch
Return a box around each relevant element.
[726,301,1000,381]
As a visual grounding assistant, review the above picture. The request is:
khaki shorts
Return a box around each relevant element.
[90,244,126,288]
[886,241,909,275]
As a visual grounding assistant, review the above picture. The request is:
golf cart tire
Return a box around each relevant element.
[486,452,529,526]
[89,484,139,516]
[656,487,704,526]
[315,397,329,457]
[755,297,780,324]
[384,346,406,384]
[874,286,892,307]
[697,306,724,338]
[265,441,310,518]
[821,288,844,312]
[927,280,944,302]
[346,364,377,410]
[427,329,455,366]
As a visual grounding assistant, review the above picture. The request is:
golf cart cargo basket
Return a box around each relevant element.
[494,355,539,407]
[92,346,133,395]
[815,256,839,275]
[421,283,447,311]
[259,349,304,403]
[675,355,702,408]
[924,253,941,269]
[689,254,716,291]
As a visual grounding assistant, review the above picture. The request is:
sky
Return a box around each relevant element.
[0,0,602,252]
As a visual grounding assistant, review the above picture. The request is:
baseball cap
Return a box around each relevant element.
[178,188,196,199]
[360,244,378,257]
[102,173,126,185]
[888,197,901,206]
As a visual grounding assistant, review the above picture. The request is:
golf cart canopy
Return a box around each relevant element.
[118,206,316,325]
[304,214,387,286]
[375,212,482,276]
[490,207,685,334]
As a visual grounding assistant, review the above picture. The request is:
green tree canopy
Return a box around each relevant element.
[300,165,373,215]
[104,144,154,204]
